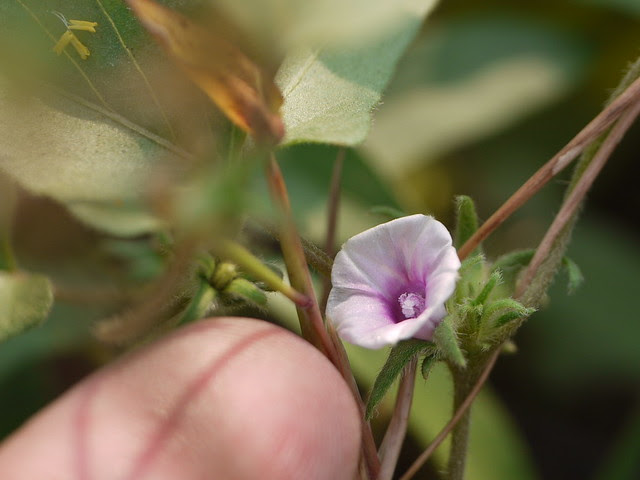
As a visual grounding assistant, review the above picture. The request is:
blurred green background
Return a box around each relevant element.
[1,1,639,479]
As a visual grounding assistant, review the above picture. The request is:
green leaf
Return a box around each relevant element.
[276,0,439,146]
[0,1,208,236]
[454,195,480,250]
[434,315,466,367]
[421,353,437,380]
[0,79,180,236]
[562,256,584,294]
[216,0,437,54]
[362,14,590,173]
[491,250,535,274]
[0,272,53,342]
[365,339,432,420]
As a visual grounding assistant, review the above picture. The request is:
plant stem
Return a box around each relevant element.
[517,98,640,297]
[399,349,500,480]
[216,239,310,307]
[402,55,640,480]
[265,154,381,479]
[457,74,640,261]
[446,359,484,480]
[320,148,345,312]
[378,357,418,480]
[265,154,335,355]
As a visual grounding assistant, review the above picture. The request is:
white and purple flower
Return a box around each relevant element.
[326,214,461,349]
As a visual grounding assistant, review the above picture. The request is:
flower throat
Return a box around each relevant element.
[398,292,426,319]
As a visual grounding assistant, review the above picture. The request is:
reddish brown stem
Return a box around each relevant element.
[517,97,640,296]
[266,154,381,479]
[266,155,333,353]
[457,74,640,261]
[378,358,418,480]
[320,148,345,312]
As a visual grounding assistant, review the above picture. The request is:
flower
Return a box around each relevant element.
[326,214,461,349]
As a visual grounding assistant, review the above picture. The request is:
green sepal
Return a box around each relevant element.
[365,339,433,420]
[490,250,535,273]
[472,270,502,306]
[421,353,437,380]
[452,254,486,304]
[434,315,467,368]
[490,249,534,296]
[224,278,268,306]
[197,254,217,280]
[562,256,584,294]
[454,195,481,252]
[178,280,217,325]
[480,298,535,332]
[491,249,583,296]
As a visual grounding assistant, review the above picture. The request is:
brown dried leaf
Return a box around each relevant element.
[127,0,284,144]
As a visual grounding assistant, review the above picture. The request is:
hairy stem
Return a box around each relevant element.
[457,74,640,261]
[399,348,500,480]
[400,54,640,480]
[266,154,380,479]
[320,149,345,312]
[216,240,310,307]
[446,358,486,480]
[378,357,418,480]
[517,98,640,299]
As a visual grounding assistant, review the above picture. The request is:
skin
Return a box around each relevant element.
[0,318,361,479]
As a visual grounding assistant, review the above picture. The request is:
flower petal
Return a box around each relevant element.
[326,214,461,349]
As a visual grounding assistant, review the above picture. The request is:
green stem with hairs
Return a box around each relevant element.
[216,240,310,307]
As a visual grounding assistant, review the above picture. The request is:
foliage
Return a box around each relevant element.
[1,1,639,480]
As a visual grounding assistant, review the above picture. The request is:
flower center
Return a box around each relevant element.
[398,292,426,319]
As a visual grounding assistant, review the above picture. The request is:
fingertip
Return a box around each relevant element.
[0,318,361,480]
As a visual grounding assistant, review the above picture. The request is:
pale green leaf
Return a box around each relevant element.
[0,272,53,342]
[0,1,206,236]
[276,0,438,146]
[216,0,439,54]
[454,195,480,250]
[362,16,589,175]
[366,339,433,420]
[0,80,179,236]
